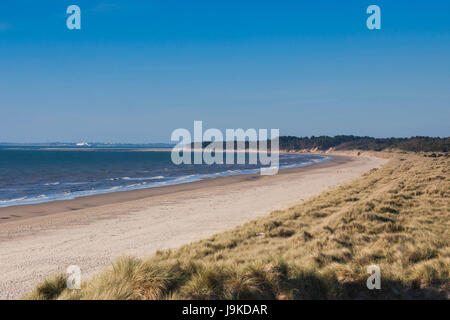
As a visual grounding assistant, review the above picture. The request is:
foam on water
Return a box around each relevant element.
[0,148,332,208]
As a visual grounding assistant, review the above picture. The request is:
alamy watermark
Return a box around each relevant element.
[66,265,81,290]
[65,5,381,31]
[366,5,381,30]
[66,5,81,30]
[171,121,280,175]
[366,265,381,290]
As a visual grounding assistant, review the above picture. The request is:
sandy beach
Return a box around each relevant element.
[0,154,386,299]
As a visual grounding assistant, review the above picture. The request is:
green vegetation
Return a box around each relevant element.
[26,153,449,300]
[280,136,450,152]
[194,136,449,153]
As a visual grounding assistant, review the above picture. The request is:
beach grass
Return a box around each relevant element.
[26,152,449,300]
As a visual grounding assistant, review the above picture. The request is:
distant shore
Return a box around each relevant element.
[0,154,386,299]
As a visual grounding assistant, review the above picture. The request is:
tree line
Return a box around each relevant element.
[279,135,449,152]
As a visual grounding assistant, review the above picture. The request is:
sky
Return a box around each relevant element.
[0,0,449,143]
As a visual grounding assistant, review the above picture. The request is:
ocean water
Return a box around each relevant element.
[0,147,331,207]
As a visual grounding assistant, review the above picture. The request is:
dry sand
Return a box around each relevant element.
[0,154,386,299]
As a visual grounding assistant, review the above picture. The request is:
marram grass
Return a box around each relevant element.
[26,153,449,300]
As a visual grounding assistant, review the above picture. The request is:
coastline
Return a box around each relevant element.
[0,153,331,224]
[0,154,387,299]
[0,150,328,210]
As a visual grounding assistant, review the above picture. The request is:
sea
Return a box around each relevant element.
[0,146,332,208]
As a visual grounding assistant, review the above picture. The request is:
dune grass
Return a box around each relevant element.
[26,152,449,300]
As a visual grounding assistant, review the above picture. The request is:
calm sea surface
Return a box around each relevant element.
[0,147,331,207]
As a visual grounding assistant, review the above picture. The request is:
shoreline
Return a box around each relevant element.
[0,154,331,224]
[0,154,387,299]
[0,151,328,213]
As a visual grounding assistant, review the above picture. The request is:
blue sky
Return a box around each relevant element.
[0,1,449,143]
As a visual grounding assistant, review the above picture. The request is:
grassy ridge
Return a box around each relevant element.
[27,153,449,299]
